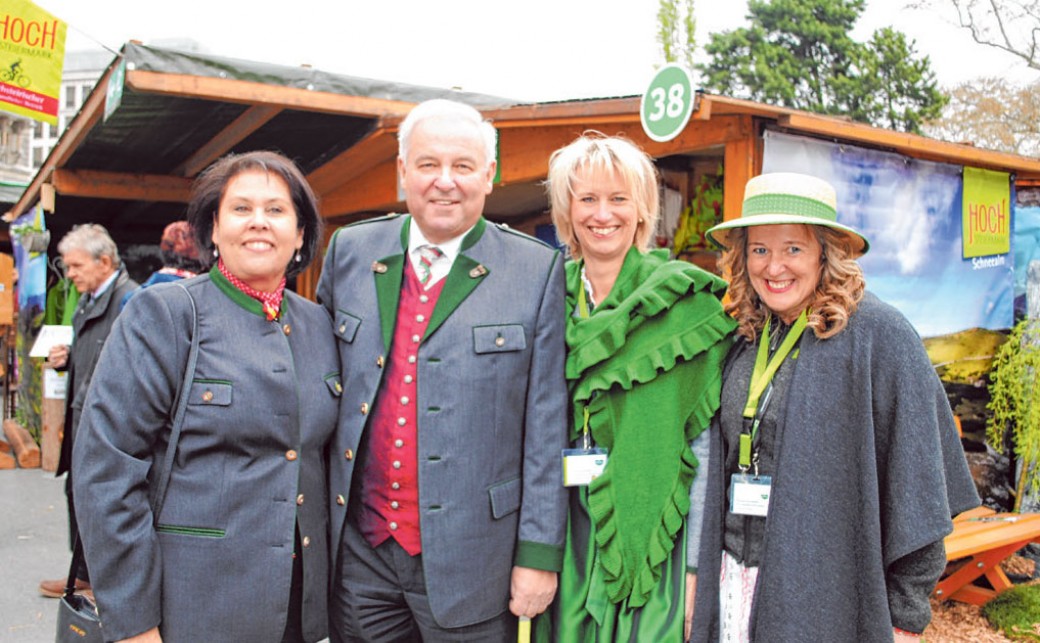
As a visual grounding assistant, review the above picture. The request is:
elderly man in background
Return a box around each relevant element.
[39,223,137,598]
[318,98,568,641]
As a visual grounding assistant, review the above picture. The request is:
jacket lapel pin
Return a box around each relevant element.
[372,261,388,274]
[469,265,488,279]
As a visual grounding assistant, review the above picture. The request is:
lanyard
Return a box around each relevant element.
[576,277,592,447]
[577,271,592,320]
[738,310,808,470]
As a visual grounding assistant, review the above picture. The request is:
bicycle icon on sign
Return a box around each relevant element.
[1,60,31,88]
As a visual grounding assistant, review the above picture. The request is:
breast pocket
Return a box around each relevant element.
[324,372,343,397]
[334,310,362,344]
[187,380,232,407]
[473,324,526,354]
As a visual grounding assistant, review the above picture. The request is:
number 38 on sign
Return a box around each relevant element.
[640,64,695,143]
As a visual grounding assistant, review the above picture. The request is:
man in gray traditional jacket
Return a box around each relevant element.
[319,99,568,641]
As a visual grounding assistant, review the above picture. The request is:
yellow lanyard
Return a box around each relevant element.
[577,279,593,447]
[739,310,808,470]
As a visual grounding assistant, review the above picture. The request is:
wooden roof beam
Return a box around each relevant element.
[481,98,642,127]
[320,159,400,217]
[497,116,749,186]
[126,69,417,118]
[308,127,399,195]
[174,104,284,178]
[51,168,191,203]
[778,113,1040,175]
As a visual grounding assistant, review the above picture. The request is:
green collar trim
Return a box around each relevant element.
[461,217,486,250]
[209,266,266,318]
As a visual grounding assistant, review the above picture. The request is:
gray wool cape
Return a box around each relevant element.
[691,292,980,642]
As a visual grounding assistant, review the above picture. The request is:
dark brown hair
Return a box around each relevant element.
[186,150,322,278]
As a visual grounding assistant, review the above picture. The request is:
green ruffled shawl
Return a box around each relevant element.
[566,248,735,607]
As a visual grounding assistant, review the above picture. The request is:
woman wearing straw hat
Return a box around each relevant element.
[691,172,979,642]
[535,133,735,641]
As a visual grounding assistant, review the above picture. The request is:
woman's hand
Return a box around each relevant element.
[685,572,697,640]
[118,626,162,643]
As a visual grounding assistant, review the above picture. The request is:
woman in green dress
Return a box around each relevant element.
[536,133,735,641]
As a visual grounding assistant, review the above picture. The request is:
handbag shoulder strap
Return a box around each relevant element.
[150,283,199,524]
[65,283,200,598]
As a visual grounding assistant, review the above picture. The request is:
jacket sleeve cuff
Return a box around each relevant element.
[514,540,563,572]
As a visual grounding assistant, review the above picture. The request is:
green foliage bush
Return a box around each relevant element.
[981,583,1040,640]
[987,318,1040,511]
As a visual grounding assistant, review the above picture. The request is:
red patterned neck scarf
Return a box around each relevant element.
[218,259,285,321]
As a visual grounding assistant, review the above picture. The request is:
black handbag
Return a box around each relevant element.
[55,285,200,643]
[55,539,103,643]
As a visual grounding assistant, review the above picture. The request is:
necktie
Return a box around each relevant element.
[416,245,444,287]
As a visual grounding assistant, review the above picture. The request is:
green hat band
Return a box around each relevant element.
[743,193,837,222]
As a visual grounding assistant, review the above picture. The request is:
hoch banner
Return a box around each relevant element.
[962,166,1011,259]
[0,0,66,125]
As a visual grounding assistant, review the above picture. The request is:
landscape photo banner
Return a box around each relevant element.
[762,131,1014,338]
[0,0,66,125]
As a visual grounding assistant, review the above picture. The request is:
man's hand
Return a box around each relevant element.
[685,572,697,640]
[47,344,69,369]
[118,626,162,643]
[509,566,557,618]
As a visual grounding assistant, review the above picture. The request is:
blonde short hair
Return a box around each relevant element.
[546,132,659,260]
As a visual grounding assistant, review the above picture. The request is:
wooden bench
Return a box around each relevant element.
[933,507,1040,605]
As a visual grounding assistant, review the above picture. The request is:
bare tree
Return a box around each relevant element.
[924,76,1040,155]
[924,0,1040,69]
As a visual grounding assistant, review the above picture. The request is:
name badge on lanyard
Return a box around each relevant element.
[562,447,608,487]
[728,311,807,518]
[730,473,773,516]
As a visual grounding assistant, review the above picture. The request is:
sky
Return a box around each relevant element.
[30,0,1040,103]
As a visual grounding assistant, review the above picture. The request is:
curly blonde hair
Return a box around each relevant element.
[720,225,865,341]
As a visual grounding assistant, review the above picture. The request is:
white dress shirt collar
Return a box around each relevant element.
[407,218,472,288]
[91,269,120,300]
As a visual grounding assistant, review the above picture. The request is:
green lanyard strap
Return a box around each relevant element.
[577,275,593,447]
[743,309,808,418]
[738,310,808,471]
[577,275,591,320]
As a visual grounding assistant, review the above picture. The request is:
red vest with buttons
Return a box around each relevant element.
[355,260,444,555]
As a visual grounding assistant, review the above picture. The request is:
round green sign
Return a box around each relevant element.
[640,64,694,143]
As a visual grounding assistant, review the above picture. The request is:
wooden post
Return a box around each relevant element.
[40,367,66,472]
[0,437,14,470]
[2,418,40,468]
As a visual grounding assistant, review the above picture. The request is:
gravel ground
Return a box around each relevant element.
[924,556,1039,642]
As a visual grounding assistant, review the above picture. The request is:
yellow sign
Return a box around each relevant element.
[962,167,1010,259]
[0,0,66,125]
